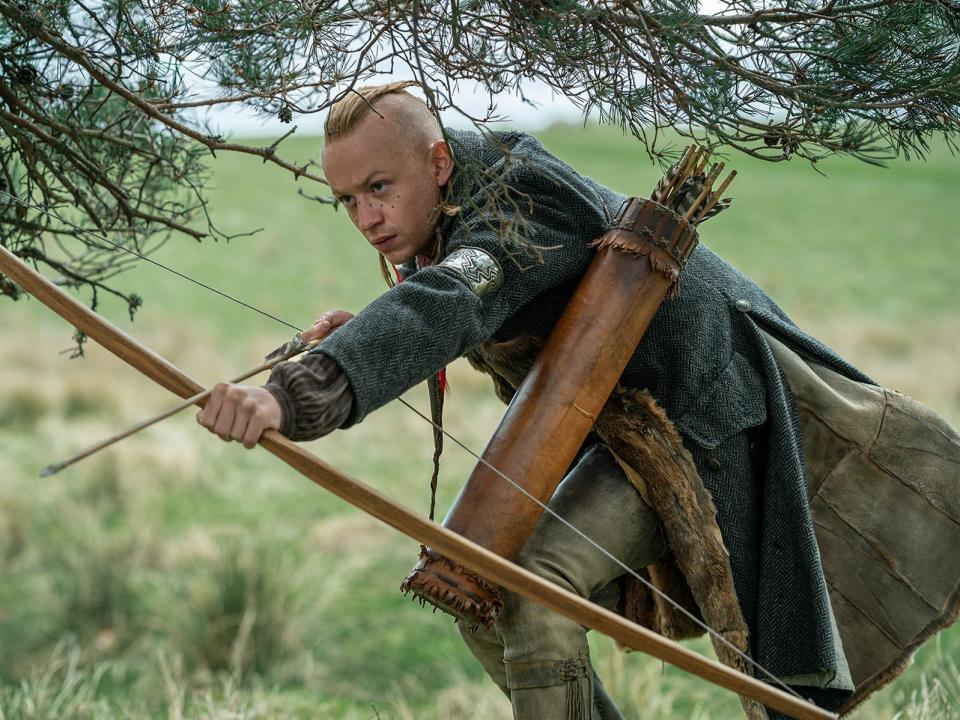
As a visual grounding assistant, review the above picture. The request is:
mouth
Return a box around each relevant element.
[371,234,397,249]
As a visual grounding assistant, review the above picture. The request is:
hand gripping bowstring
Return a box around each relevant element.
[0,190,833,720]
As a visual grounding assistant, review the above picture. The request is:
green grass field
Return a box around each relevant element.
[1,124,958,719]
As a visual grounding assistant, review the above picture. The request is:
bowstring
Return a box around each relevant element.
[1,190,808,703]
[0,191,300,333]
[397,399,809,702]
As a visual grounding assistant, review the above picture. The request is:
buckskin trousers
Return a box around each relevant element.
[458,445,667,720]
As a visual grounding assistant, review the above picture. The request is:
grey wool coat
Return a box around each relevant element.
[315,129,869,713]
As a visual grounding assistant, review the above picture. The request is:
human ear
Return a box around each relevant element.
[428,140,454,186]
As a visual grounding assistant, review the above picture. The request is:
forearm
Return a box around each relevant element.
[318,268,493,426]
[264,352,354,441]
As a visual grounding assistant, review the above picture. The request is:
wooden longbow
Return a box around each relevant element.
[0,244,834,720]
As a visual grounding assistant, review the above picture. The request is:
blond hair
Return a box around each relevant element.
[325,80,428,139]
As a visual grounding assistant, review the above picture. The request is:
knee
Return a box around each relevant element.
[457,622,509,691]
[498,552,584,630]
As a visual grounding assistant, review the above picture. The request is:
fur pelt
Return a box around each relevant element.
[466,335,766,720]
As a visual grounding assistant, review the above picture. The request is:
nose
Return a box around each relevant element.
[356,199,384,234]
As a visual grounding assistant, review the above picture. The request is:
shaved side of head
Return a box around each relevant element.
[324,82,443,156]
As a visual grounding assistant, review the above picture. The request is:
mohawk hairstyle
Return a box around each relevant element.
[324,80,425,139]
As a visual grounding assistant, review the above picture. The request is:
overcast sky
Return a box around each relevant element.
[198,78,586,138]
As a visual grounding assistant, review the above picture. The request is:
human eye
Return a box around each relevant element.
[338,194,356,207]
[371,180,389,193]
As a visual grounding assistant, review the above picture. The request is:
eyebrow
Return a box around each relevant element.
[330,170,384,196]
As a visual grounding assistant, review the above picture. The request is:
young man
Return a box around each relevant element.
[197,82,864,719]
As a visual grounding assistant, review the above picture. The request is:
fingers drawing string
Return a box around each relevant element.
[4,190,806,704]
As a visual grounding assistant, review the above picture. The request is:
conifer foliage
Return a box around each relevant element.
[1,0,959,308]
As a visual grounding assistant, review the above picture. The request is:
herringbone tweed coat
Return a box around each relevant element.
[317,129,872,716]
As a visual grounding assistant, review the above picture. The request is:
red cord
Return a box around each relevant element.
[392,259,447,396]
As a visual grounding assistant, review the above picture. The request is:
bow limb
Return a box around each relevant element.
[0,245,832,720]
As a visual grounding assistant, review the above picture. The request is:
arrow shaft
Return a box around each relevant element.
[40,353,303,476]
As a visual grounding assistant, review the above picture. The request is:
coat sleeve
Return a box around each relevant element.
[315,203,593,426]
[271,134,621,429]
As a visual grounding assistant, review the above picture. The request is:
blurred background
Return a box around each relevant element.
[1,121,958,718]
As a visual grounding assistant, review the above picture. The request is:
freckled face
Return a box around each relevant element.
[322,113,449,266]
